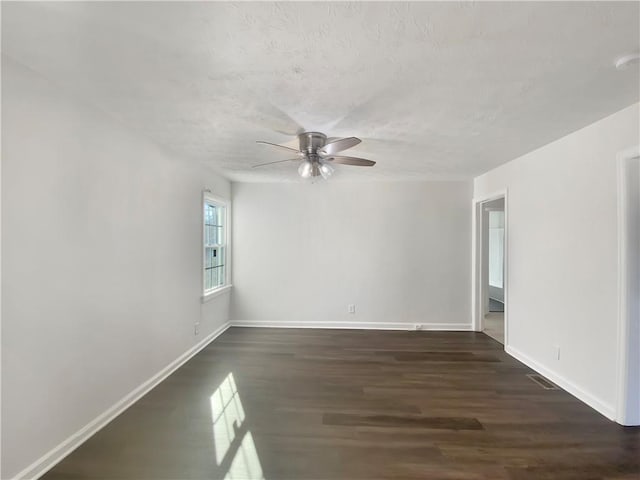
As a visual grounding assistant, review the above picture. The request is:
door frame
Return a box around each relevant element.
[616,145,640,426]
[472,189,508,347]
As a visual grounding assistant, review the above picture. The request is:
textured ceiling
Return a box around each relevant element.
[2,1,639,182]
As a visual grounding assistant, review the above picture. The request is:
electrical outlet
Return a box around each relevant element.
[348,304,356,314]
[414,324,424,331]
[194,323,200,335]
[554,345,560,360]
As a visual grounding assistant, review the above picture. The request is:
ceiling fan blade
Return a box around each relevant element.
[256,141,300,154]
[326,156,376,167]
[320,137,361,156]
[252,158,300,168]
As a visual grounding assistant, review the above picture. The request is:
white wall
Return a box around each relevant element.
[231,181,472,329]
[474,103,640,419]
[1,58,231,478]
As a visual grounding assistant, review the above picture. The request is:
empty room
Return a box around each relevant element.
[2,1,640,479]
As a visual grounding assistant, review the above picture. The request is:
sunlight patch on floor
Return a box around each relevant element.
[210,373,265,479]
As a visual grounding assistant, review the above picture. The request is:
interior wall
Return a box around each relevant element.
[231,180,472,329]
[1,57,231,478]
[474,102,640,419]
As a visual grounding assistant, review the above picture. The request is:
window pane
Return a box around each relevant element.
[217,205,225,227]
[205,246,225,291]
[206,224,223,245]
[218,247,226,287]
[205,204,216,225]
[206,267,213,291]
[216,265,225,288]
[204,200,226,293]
[205,203,224,246]
[205,247,213,291]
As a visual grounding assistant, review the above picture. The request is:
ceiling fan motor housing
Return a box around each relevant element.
[298,132,327,154]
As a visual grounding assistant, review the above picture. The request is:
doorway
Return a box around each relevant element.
[484,199,505,343]
[472,191,508,347]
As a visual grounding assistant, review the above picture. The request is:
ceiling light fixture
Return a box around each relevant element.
[298,159,313,178]
[318,158,334,179]
[254,132,376,181]
[298,156,332,180]
[615,52,640,70]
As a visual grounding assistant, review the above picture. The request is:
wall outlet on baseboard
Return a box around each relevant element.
[554,345,560,361]
[348,304,356,314]
[194,323,200,335]
[414,324,424,331]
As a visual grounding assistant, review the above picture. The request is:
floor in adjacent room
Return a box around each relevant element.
[43,328,639,480]
[484,312,505,345]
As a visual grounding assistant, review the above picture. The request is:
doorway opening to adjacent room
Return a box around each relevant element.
[473,191,508,346]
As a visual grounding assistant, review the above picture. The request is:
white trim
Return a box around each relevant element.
[230,320,473,331]
[201,284,233,303]
[202,191,228,206]
[0,13,3,469]
[471,197,478,331]
[472,190,507,206]
[506,345,615,421]
[503,191,509,347]
[8,319,470,478]
[17,314,621,478]
[615,145,640,426]
[12,322,231,480]
[471,189,509,348]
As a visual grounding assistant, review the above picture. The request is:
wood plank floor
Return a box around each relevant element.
[43,328,640,479]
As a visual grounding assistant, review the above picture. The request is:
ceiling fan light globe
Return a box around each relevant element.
[298,160,313,178]
[319,160,334,179]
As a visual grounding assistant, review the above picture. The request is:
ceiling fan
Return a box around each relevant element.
[254,132,376,179]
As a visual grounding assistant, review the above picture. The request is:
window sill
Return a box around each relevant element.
[201,284,232,303]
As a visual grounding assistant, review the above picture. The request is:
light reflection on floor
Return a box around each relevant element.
[210,373,265,480]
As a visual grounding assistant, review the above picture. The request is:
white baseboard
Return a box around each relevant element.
[12,321,231,480]
[11,320,475,479]
[231,320,473,331]
[505,345,615,421]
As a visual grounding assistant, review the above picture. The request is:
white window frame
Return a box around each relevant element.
[202,193,231,302]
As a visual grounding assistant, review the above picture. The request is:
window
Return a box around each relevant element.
[203,194,229,298]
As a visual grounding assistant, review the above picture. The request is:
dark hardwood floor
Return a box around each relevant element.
[43,328,640,479]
